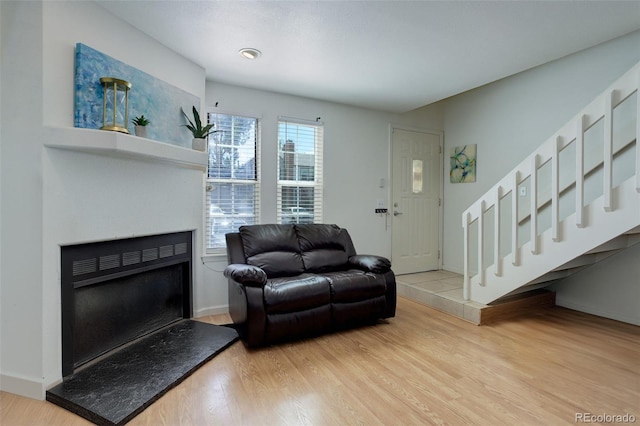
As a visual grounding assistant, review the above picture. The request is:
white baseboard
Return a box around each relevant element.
[0,373,45,400]
[194,304,229,318]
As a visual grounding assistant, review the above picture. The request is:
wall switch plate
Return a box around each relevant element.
[375,208,388,214]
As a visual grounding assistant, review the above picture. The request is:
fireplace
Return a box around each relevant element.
[60,231,193,377]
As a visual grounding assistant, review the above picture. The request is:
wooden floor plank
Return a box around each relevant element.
[1,297,638,426]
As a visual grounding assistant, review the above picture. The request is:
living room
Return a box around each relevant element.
[1,0,639,419]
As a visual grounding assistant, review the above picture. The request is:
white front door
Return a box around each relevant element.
[391,128,442,274]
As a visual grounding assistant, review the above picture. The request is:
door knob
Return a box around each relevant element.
[393,211,403,216]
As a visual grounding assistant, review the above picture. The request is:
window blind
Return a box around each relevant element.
[276,118,323,224]
[206,113,260,252]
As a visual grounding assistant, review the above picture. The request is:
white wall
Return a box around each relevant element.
[1,1,207,399]
[0,0,3,397]
[440,30,640,322]
[199,82,444,316]
[1,0,46,399]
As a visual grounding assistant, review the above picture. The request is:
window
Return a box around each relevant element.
[277,118,323,224]
[205,112,259,252]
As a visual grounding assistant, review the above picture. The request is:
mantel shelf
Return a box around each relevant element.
[44,127,208,170]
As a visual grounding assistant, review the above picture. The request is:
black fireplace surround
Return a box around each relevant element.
[60,231,193,377]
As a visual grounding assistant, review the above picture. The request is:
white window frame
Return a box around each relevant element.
[276,117,324,224]
[205,111,260,254]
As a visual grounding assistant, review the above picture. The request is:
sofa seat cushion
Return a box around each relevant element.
[321,270,387,303]
[264,274,331,314]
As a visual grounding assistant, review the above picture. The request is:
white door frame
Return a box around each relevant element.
[388,124,444,272]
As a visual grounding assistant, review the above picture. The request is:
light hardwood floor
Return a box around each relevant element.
[1,297,638,425]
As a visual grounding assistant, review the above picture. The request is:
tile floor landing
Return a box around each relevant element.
[396,270,486,324]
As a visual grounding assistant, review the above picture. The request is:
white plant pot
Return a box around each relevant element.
[192,137,207,152]
[134,125,148,138]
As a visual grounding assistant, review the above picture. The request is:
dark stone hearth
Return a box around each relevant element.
[47,320,239,426]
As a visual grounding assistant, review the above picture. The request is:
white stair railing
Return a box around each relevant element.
[462,63,640,304]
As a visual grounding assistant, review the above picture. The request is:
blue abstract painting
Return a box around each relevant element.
[450,144,477,183]
[74,43,199,148]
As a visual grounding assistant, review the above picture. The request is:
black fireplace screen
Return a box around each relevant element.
[61,232,192,376]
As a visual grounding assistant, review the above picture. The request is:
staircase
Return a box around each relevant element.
[462,63,640,305]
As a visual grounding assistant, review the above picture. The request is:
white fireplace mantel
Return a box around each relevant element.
[44,127,208,170]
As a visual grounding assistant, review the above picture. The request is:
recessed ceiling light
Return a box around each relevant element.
[239,48,262,60]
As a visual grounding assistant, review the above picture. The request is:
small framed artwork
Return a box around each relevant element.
[450,144,477,183]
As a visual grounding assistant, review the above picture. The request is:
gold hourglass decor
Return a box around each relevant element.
[100,77,131,133]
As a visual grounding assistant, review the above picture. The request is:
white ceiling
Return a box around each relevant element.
[97,1,640,113]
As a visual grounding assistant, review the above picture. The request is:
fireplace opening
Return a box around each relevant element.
[60,231,193,377]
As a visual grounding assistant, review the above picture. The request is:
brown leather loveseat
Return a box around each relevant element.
[224,223,396,347]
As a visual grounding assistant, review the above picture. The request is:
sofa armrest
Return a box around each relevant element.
[224,264,267,287]
[349,255,391,274]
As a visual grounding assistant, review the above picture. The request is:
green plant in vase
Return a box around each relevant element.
[132,115,150,138]
[181,106,217,151]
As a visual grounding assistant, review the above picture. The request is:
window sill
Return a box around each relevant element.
[44,126,208,171]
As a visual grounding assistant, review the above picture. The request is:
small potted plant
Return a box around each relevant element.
[132,115,150,138]
[181,106,217,151]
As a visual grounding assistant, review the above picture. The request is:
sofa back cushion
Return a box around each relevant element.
[295,224,349,272]
[239,224,304,277]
